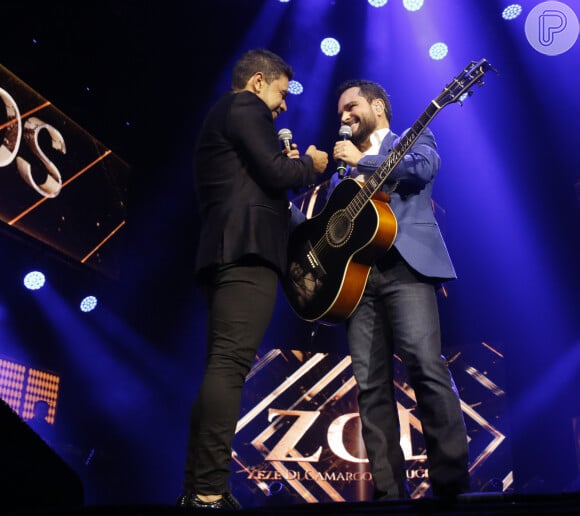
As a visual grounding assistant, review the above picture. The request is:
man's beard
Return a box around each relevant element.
[350,116,375,148]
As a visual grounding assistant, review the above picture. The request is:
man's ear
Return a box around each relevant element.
[248,71,264,93]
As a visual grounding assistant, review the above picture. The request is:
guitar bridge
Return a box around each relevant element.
[305,242,326,278]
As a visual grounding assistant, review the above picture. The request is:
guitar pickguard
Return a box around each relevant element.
[287,240,326,309]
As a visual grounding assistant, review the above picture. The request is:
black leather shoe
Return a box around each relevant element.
[185,492,242,510]
[176,493,193,507]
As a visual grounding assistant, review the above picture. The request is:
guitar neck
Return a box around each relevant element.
[345,58,494,220]
[348,102,440,218]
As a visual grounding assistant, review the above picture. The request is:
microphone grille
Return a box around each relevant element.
[278,128,293,140]
[338,125,352,138]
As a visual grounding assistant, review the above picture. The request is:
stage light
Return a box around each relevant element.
[288,80,303,95]
[368,0,388,7]
[80,295,98,313]
[0,359,26,412]
[320,37,341,56]
[23,271,46,291]
[502,4,523,21]
[403,0,424,11]
[429,42,449,60]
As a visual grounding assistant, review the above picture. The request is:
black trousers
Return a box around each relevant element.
[182,262,278,495]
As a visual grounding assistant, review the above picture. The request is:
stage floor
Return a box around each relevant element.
[5,492,580,516]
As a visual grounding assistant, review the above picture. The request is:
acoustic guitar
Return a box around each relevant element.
[283,59,495,324]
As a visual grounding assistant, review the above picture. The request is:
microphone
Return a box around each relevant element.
[278,128,293,152]
[337,124,352,178]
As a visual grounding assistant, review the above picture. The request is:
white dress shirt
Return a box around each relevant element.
[349,127,390,183]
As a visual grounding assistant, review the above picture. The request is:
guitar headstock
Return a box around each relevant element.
[435,58,496,109]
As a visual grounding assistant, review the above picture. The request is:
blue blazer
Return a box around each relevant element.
[329,128,456,281]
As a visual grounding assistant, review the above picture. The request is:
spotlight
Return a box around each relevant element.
[288,80,303,95]
[23,271,46,291]
[320,37,341,56]
[368,0,388,7]
[502,4,523,21]
[80,295,98,313]
[429,42,449,60]
[403,0,424,11]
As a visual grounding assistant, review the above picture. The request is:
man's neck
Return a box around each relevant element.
[360,127,389,154]
[359,124,389,153]
[359,140,372,153]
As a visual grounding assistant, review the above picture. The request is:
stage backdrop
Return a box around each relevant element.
[230,342,512,506]
[229,182,513,506]
[0,64,129,279]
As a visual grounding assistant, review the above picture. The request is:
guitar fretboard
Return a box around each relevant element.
[346,101,440,220]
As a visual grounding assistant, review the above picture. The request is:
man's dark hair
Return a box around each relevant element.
[336,79,392,123]
[232,49,294,90]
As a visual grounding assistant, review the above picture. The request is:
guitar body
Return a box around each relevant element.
[283,178,397,323]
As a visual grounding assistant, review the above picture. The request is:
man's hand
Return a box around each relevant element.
[284,143,301,160]
[333,139,363,168]
[305,145,328,173]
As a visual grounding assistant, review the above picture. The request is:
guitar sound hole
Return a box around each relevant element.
[326,210,353,247]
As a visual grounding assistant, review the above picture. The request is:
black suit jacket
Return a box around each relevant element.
[194,90,318,276]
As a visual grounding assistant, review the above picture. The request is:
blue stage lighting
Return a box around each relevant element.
[320,37,341,56]
[23,271,46,291]
[429,42,449,60]
[288,80,303,95]
[80,295,98,313]
[403,0,424,11]
[502,4,523,21]
[368,0,388,7]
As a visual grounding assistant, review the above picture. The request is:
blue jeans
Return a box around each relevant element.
[183,262,278,495]
[347,252,470,499]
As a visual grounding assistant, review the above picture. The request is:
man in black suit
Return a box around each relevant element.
[178,49,328,509]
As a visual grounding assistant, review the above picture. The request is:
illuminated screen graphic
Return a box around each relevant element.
[0,357,60,424]
[0,64,130,279]
[231,344,512,504]
[230,184,512,504]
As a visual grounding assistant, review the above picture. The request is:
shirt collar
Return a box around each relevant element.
[366,127,390,155]
[348,127,391,182]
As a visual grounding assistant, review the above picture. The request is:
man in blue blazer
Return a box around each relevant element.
[329,79,470,500]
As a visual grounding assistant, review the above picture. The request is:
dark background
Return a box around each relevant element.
[1,0,579,506]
